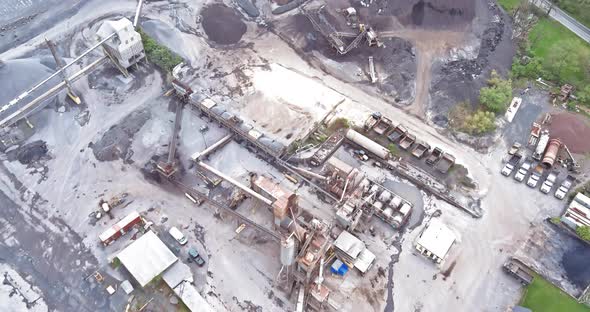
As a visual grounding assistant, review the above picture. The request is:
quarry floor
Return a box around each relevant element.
[0,0,583,311]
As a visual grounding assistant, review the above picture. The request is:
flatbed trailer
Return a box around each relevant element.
[399,133,416,150]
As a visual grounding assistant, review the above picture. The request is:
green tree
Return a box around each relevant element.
[479,70,513,114]
[511,57,543,79]
[576,226,590,241]
[462,111,496,134]
[545,40,590,84]
[578,85,590,106]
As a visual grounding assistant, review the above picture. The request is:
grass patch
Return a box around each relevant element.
[520,273,590,312]
[138,28,183,73]
[555,0,590,29]
[528,17,590,87]
[110,257,121,269]
[497,0,522,12]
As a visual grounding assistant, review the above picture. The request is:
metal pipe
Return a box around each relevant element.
[0,56,108,128]
[197,161,273,205]
[1,32,117,114]
[191,134,233,161]
[340,176,350,202]
[45,38,77,98]
[133,0,144,28]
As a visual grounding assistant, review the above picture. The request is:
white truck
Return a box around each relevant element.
[555,175,575,200]
[502,152,523,177]
[540,172,558,194]
[527,164,544,188]
[514,160,532,182]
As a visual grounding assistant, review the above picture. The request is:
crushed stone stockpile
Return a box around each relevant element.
[548,112,590,154]
[90,109,151,161]
[201,4,247,45]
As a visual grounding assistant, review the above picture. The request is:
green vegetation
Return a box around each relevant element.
[110,257,121,269]
[497,0,522,13]
[138,28,183,73]
[550,216,562,224]
[479,70,513,114]
[388,143,400,157]
[554,0,590,29]
[327,117,350,133]
[520,273,590,312]
[449,102,496,135]
[576,226,590,242]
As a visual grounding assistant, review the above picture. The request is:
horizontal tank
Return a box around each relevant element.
[369,185,379,195]
[390,195,402,209]
[346,129,390,160]
[373,201,384,212]
[399,203,411,216]
[280,236,296,266]
[533,132,550,160]
[379,191,392,202]
[541,139,561,168]
[382,207,394,219]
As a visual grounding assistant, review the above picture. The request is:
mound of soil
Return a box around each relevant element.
[8,140,48,164]
[548,112,590,154]
[201,4,247,45]
[379,0,475,30]
[91,109,151,161]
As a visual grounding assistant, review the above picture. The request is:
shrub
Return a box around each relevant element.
[138,28,183,73]
[388,144,399,156]
[479,70,513,114]
[576,226,590,241]
[462,111,496,134]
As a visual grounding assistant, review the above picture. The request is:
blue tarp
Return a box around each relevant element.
[330,259,348,276]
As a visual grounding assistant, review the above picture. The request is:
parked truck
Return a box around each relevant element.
[411,141,430,158]
[426,147,443,166]
[540,171,558,194]
[387,125,407,143]
[399,133,416,150]
[503,258,534,285]
[435,153,455,173]
[555,175,575,200]
[532,131,550,160]
[514,160,532,182]
[526,164,544,188]
[501,152,523,177]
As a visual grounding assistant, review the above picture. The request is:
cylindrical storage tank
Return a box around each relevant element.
[369,185,380,195]
[541,139,561,168]
[399,203,412,216]
[390,195,402,209]
[346,129,390,160]
[280,236,296,266]
[358,179,370,192]
[374,201,384,212]
[379,191,392,202]
[392,215,403,227]
[382,207,394,219]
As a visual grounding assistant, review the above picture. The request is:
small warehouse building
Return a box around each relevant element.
[117,231,178,287]
[561,193,590,230]
[415,218,456,264]
[332,231,376,274]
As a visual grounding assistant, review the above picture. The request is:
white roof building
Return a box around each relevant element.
[415,218,456,264]
[96,18,145,68]
[561,193,590,229]
[117,231,177,287]
[333,231,375,273]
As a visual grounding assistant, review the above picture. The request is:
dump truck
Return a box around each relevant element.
[540,171,558,194]
[503,258,534,285]
[399,133,416,150]
[501,152,523,177]
[364,112,381,131]
[555,175,575,200]
[514,160,532,182]
[435,153,455,173]
[374,116,393,135]
[387,125,407,143]
[411,141,430,158]
[426,147,443,166]
[526,164,544,188]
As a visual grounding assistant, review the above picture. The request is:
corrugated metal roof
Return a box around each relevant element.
[416,218,456,260]
[117,231,177,287]
[333,231,364,259]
